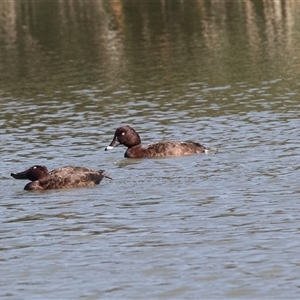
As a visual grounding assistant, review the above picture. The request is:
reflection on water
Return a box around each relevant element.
[1,0,300,299]
[1,0,300,93]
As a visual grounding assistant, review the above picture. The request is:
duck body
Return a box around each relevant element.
[11,165,112,190]
[123,141,209,158]
[105,125,217,158]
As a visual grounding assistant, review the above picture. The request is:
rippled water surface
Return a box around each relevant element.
[1,1,300,299]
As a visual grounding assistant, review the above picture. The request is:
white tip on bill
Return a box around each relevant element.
[105,146,115,150]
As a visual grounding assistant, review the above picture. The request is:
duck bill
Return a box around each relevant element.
[11,170,28,179]
[105,137,119,151]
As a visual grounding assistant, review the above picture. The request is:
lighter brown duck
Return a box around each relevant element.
[11,165,113,190]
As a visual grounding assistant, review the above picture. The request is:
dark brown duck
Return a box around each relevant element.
[11,165,113,190]
[105,125,217,158]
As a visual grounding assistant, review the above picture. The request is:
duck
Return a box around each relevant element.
[11,165,113,190]
[105,125,217,158]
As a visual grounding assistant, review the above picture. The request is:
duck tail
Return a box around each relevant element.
[204,147,218,154]
[99,170,113,180]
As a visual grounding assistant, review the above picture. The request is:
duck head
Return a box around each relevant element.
[105,125,142,150]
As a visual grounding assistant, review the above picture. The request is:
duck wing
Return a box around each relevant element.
[144,141,207,157]
[48,166,112,189]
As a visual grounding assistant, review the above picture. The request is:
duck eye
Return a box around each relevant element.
[121,132,125,136]
[33,166,37,169]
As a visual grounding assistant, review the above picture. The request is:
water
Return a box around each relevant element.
[1,1,300,298]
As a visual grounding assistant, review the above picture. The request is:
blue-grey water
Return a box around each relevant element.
[1,1,300,299]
